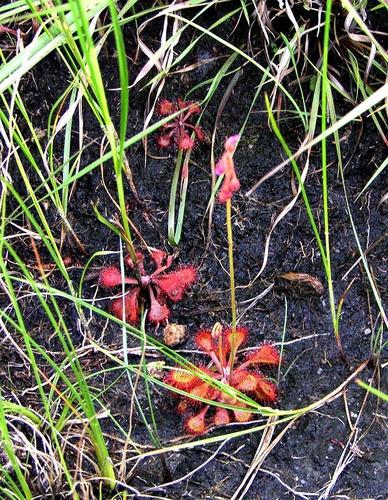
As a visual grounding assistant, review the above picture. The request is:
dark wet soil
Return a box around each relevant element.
[1,2,387,499]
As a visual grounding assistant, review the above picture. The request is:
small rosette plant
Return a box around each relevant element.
[165,325,280,434]
[156,97,206,150]
[99,249,196,326]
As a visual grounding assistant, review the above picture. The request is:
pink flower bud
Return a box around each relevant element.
[224,134,240,153]
[215,157,227,175]
[218,187,232,203]
[229,177,240,192]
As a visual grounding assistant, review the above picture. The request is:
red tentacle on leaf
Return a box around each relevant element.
[243,344,280,367]
[195,330,216,353]
[111,287,141,324]
[184,406,209,435]
[154,266,197,302]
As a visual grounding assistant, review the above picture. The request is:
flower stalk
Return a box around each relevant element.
[226,197,237,372]
[215,135,240,373]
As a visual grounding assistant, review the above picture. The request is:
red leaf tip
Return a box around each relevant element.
[157,98,175,115]
[184,407,208,435]
[256,378,278,403]
[231,369,264,393]
[99,267,122,288]
[244,344,280,367]
[178,133,195,150]
[225,326,249,351]
[233,407,253,423]
[164,369,201,391]
[195,330,216,352]
[187,101,201,114]
[154,266,196,302]
[111,288,140,324]
[150,249,168,268]
[156,134,172,148]
[148,291,170,324]
[213,407,230,426]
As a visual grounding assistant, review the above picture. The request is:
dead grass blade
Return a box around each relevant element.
[279,272,324,295]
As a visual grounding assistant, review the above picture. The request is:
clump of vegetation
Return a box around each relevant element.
[165,325,280,434]
[99,249,196,325]
[156,98,206,150]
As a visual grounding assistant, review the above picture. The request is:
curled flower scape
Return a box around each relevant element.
[99,249,196,326]
[215,134,240,202]
[156,97,206,150]
[165,325,280,434]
